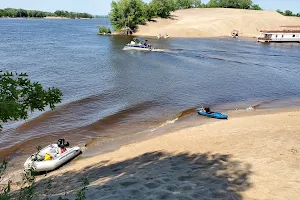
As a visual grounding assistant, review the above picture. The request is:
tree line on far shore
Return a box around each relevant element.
[109,0,263,31]
[277,9,300,17]
[0,8,93,18]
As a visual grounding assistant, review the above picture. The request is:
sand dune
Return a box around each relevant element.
[19,108,300,199]
[135,8,300,38]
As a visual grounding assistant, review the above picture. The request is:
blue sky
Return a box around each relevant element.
[0,0,299,15]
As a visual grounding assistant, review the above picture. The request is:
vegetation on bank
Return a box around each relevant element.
[109,0,263,31]
[277,9,300,17]
[98,26,112,35]
[94,15,109,18]
[0,8,93,18]
[204,0,259,9]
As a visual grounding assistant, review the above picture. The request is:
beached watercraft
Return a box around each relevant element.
[123,37,153,51]
[24,139,81,172]
[196,108,228,119]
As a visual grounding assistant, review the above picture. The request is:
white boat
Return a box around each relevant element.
[258,26,300,43]
[123,37,153,51]
[24,139,81,172]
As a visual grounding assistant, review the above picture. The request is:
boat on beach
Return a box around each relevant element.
[258,26,300,43]
[24,139,81,172]
[123,37,153,51]
[196,108,228,119]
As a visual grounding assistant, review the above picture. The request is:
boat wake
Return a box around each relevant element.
[149,107,197,133]
[150,118,178,133]
[152,49,173,53]
[246,100,275,111]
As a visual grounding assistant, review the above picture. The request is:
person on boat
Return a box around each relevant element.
[57,138,69,154]
[205,107,211,113]
[200,106,211,113]
[201,106,205,112]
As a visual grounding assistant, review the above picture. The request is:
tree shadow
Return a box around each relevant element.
[35,151,252,199]
[148,19,158,22]
[168,15,178,20]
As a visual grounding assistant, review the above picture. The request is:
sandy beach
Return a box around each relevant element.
[135,8,300,38]
[8,108,297,199]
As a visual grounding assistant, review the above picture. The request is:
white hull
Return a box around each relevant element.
[258,38,300,43]
[123,46,152,51]
[24,145,81,172]
[258,31,300,43]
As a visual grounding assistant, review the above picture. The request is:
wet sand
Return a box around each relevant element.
[5,107,299,199]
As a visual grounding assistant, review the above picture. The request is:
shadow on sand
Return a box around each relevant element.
[35,151,252,199]
[169,15,178,20]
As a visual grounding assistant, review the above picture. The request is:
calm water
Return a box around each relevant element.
[1,18,300,160]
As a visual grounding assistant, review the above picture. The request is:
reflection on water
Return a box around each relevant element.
[1,18,300,160]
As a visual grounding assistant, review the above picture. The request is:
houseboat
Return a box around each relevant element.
[258,26,300,43]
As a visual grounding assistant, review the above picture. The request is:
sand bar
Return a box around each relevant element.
[135,8,300,38]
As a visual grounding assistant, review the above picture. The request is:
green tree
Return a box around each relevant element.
[109,0,147,31]
[297,13,300,17]
[284,10,293,16]
[192,0,202,8]
[0,9,4,17]
[4,8,17,17]
[148,0,175,18]
[98,26,112,34]
[276,9,283,14]
[35,11,45,18]
[0,71,63,129]
[251,4,262,10]
[176,0,201,9]
[207,0,253,9]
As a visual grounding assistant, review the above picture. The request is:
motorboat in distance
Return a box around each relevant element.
[123,37,153,51]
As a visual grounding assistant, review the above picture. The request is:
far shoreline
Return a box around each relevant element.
[0,16,93,20]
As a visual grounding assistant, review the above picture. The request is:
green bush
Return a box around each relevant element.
[176,0,202,9]
[277,9,300,17]
[98,26,112,34]
[250,4,262,10]
[207,0,253,9]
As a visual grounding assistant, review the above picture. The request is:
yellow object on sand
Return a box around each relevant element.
[44,153,52,160]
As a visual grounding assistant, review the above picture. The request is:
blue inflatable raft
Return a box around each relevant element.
[196,108,228,119]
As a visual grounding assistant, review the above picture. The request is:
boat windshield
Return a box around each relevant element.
[133,37,146,44]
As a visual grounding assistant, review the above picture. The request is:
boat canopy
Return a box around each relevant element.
[133,37,147,43]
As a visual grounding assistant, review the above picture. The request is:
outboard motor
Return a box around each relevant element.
[57,138,70,148]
